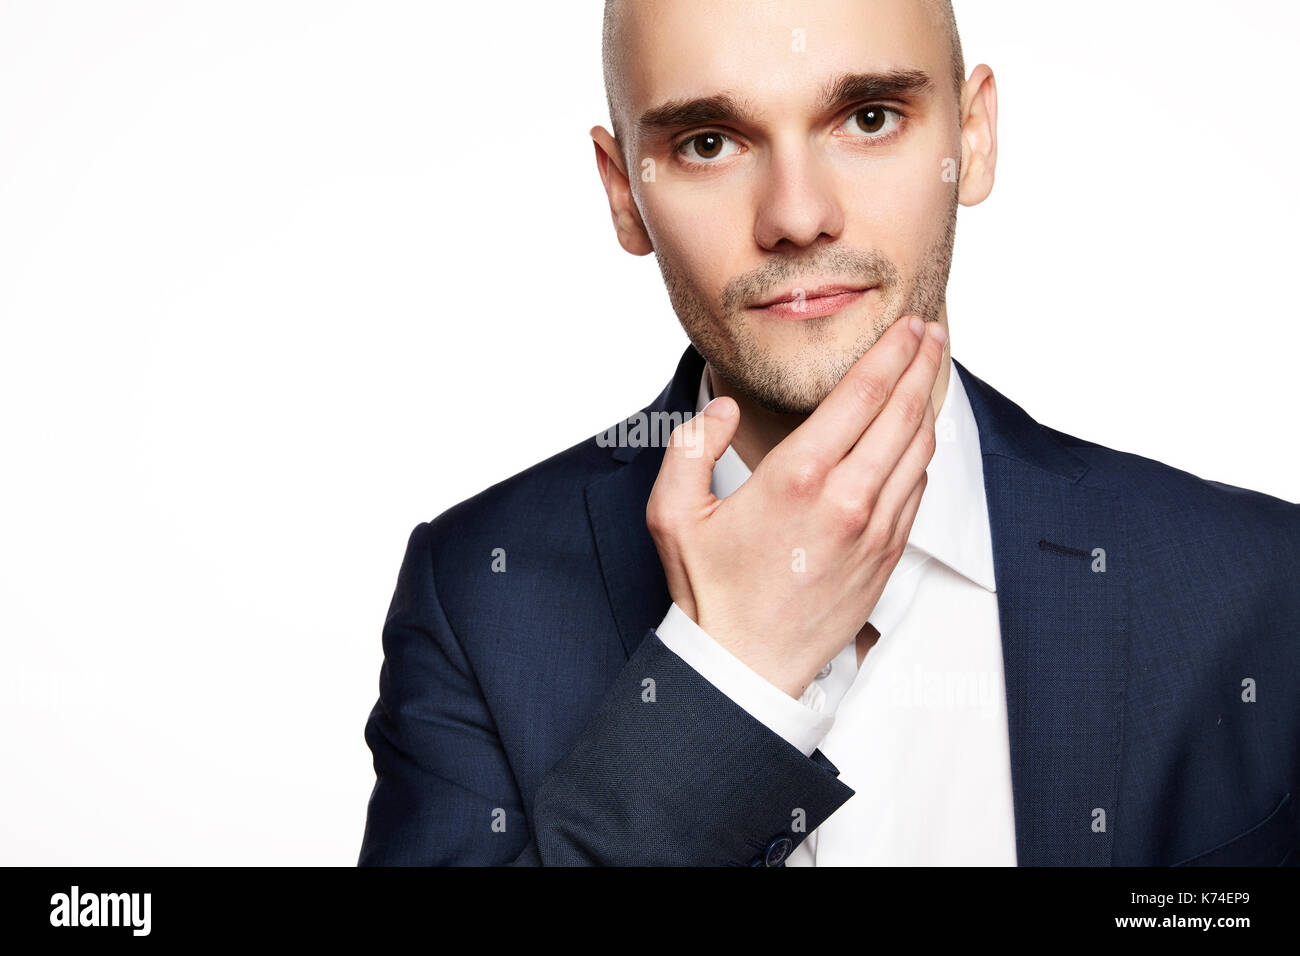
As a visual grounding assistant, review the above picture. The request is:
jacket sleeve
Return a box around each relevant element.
[358,522,854,866]
[357,522,526,865]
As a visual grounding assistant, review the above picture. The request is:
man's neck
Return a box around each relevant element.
[710,317,953,473]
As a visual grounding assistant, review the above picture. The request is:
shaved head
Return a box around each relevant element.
[603,0,965,151]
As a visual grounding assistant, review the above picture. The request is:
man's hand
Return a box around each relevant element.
[647,316,947,699]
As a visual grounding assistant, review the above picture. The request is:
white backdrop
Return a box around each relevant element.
[1,1,1296,865]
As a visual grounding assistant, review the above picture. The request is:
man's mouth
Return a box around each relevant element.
[750,283,877,320]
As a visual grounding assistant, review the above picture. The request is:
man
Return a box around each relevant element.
[358,0,1300,866]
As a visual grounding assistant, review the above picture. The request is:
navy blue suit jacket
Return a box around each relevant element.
[358,345,1300,866]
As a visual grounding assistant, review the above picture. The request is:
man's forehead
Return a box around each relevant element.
[610,0,950,124]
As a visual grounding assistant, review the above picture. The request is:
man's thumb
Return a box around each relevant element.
[652,397,741,512]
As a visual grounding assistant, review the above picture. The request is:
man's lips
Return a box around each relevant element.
[750,283,877,320]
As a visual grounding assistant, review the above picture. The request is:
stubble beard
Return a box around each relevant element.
[656,188,958,416]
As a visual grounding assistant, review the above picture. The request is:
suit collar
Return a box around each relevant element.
[607,348,704,464]
[952,357,1091,483]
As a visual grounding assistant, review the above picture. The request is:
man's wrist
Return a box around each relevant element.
[697,615,826,700]
[655,603,834,756]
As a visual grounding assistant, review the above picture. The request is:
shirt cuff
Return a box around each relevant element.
[653,602,834,757]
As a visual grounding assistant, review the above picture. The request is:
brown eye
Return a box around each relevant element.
[854,107,886,134]
[842,105,901,140]
[691,133,724,158]
[677,131,739,164]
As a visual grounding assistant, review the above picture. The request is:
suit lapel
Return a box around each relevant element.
[585,347,705,660]
[956,358,1131,866]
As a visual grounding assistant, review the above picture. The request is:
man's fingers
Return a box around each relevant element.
[780,314,925,475]
[646,397,742,535]
[865,397,936,544]
[889,470,928,554]
[837,320,945,497]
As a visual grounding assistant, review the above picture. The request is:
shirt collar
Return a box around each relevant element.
[696,359,997,592]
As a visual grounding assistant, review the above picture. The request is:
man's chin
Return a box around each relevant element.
[694,315,892,416]
[718,358,854,417]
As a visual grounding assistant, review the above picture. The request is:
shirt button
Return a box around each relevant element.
[816,662,833,680]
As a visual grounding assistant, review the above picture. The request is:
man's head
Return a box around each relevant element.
[594,0,997,415]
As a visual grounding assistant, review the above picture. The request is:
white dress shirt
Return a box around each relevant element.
[654,359,1018,865]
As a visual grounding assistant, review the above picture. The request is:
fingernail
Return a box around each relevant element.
[928,322,948,346]
[908,316,926,338]
[702,397,734,418]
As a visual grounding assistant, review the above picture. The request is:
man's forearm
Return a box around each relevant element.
[515,630,853,866]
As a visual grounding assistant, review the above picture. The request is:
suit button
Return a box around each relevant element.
[763,835,793,867]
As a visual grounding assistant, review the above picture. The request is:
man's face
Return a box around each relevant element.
[612,0,964,415]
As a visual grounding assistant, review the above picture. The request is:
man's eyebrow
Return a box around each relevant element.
[635,70,934,138]
[636,92,753,137]
[818,69,934,112]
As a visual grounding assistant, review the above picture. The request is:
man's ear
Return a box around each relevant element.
[590,125,654,256]
[957,65,998,207]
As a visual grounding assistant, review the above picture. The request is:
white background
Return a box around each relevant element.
[1,1,1296,865]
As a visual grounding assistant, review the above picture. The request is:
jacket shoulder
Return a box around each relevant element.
[1057,425,1297,525]
[411,425,626,590]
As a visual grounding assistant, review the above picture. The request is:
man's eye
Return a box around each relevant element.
[677,132,740,163]
[841,106,902,138]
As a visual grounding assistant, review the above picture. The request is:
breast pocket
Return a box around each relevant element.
[1173,792,1297,866]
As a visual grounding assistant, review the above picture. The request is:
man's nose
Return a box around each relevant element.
[752,144,845,252]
